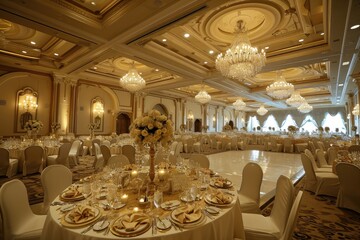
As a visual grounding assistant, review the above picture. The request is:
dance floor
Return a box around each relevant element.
[207,150,304,206]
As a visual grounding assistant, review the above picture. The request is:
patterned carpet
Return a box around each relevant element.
[1,156,360,239]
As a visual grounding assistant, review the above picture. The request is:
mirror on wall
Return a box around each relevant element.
[91,97,104,132]
[15,87,38,132]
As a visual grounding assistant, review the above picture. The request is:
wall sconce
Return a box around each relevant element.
[93,101,104,116]
[187,111,194,120]
[187,111,194,131]
[19,94,38,112]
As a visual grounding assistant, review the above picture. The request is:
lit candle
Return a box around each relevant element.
[133,207,139,212]
[158,169,166,181]
[121,194,128,203]
[139,198,145,203]
[131,170,138,178]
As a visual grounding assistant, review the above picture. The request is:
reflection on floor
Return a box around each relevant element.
[207,150,304,206]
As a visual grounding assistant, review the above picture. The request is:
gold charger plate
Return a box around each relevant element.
[204,194,234,207]
[170,206,203,224]
[60,206,101,228]
[210,179,233,189]
[110,213,151,237]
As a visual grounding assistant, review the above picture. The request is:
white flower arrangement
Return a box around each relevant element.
[88,122,100,130]
[130,109,174,147]
[51,122,61,131]
[24,119,43,131]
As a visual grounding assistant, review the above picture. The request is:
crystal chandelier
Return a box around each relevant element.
[257,105,268,116]
[266,71,294,99]
[19,95,38,112]
[195,85,211,104]
[286,90,305,107]
[215,20,266,80]
[119,63,146,92]
[233,98,246,110]
[352,104,360,116]
[298,101,313,113]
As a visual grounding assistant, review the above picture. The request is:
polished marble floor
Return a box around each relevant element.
[207,150,304,206]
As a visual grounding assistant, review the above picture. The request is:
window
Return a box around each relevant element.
[263,115,280,131]
[300,115,318,133]
[247,116,260,131]
[322,112,346,133]
[281,115,298,131]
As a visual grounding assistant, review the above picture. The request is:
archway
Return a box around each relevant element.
[116,113,131,134]
[153,104,168,117]
[229,120,234,129]
[194,119,202,132]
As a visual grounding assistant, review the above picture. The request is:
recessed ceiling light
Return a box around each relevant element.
[91,1,96,5]
[139,72,142,75]
[264,46,269,50]
[350,24,360,30]
[30,41,36,45]
[184,33,190,38]
[204,61,208,64]
[342,61,349,66]
[54,53,59,56]
[22,50,27,54]
[299,39,304,42]
[320,32,324,36]
[93,66,97,70]
[209,50,214,54]
[338,83,344,86]
[155,69,159,71]
[162,38,167,42]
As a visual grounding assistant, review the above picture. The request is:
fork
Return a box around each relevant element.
[81,216,105,234]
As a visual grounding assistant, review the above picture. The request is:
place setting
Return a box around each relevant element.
[60,185,87,202]
[210,177,233,189]
[60,205,102,228]
[204,189,235,207]
[110,212,151,237]
[169,204,206,229]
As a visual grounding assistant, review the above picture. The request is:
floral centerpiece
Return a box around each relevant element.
[24,120,43,139]
[88,122,99,139]
[130,109,174,182]
[324,126,330,133]
[288,125,297,134]
[50,122,61,133]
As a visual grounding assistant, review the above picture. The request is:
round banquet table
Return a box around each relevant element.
[41,173,245,240]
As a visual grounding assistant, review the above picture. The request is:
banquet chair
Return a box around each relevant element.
[327,146,338,165]
[231,137,238,150]
[41,165,72,213]
[308,141,317,155]
[347,144,360,154]
[122,144,135,164]
[281,191,304,240]
[210,135,222,150]
[304,149,332,173]
[23,145,44,176]
[174,142,183,157]
[301,153,339,197]
[91,139,101,156]
[47,143,72,168]
[315,149,332,168]
[283,138,294,153]
[317,141,326,151]
[189,154,210,168]
[238,162,263,213]
[184,138,195,153]
[93,143,104,170]
[0,148,18,178]
[110,138,118,145]
[242,175,295,240]
[336,163,360,213]
[102,140,111,147]
[68,139,81,166]
[100,144,112,166]
[169,141,178,154]
[222,137,232,151]
[107,155,130,168]
[0,179,46,240]
[270,138,283,152]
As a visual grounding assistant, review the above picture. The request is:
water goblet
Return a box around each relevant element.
[153,190,163,216]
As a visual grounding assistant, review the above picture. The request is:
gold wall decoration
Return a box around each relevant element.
[91,97,104,132]
[15,86,38,132]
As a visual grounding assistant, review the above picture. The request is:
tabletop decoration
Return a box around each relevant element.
[24,119,43,139]
[130,109,174,182]
[88,122,99,139]
[111,212,151,237]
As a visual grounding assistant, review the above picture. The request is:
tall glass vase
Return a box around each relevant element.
[149,143,155,182]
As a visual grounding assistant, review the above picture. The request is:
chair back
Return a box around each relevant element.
[174,142,183,156]
[281,191,304,240]
[92,139,101,155]
[317,141,325,151]
[0,179,37,239]
[0,148,10,176]
[170,141,178,153]
[24,145,44,175]
[41,165,72,212]
[238,162,263,205]
[189,154,210,168]
[304,149,319,169]
[122,145,135,164]
[110,138,118,145]
[93,143,103,169]
[270,175,295,237]
[56,143,72,166]
[348,145,360,153]
[336,163,360,212]
[107,155,130,168]
[69,140,81,157]
[300,153,317,192]
[327,146,338,164]
[308,141,317,155]
[100,145,111,165]
[315,149,328,167]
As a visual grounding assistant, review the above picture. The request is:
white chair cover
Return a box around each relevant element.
[315,149,332,168]
[68,140,81,166]
[184,138,195,153]
[0,179,46,240]
[301,153,339,197]
[327,146,338,164]
[0,148,18,178]
[282,191,304,240]
[47,143,71,168]
[283,138,294,153]
[41,165,72,213]
[238,162,263,213]
[93,143,104,170]
[102,140,111,147]
[107,155,130,168]
[189,154,210,168]
[304,149,332,173]
[100,144,112,166]
[336,163,360,213]
[23,145,44,176]
[243,175,295,240]
[270,138,283,152]
[122,145,135,164]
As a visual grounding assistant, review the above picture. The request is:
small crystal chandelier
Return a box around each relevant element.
[266,71,294,99]
[119,63,146,92]
[257,105,268,116]
[286,90,305,107]
[19,95,38,112]
[215,20,266,81]
[352,104,360,116]
[195,84,211,104]
[233,98,246,110]
[298,101,313,113]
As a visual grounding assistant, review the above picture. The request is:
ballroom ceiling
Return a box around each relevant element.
[0,0,359,112]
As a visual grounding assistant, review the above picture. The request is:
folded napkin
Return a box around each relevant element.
[113,213,150,232]
[210,190,232,204]
[68,206,95,223]
[173,205,201,224]
[63,186,82,198]
[214,177,231,188]
[123,164,137,171]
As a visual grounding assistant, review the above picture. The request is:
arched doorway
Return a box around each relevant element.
[153,104,168,117]
[194,119,202,132]
[116,113,131,134]
[229,120,234,129]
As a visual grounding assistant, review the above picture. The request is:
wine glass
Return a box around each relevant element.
[153,190,163,216]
